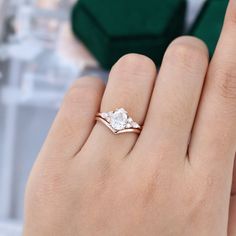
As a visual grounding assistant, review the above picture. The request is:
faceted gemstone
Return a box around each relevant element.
[110,108,128,130]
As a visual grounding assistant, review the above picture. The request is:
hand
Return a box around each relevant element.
[24,1,236,235]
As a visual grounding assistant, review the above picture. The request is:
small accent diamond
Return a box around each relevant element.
[101,113,108,119]
[118,108,127,113]
[126,123,132,128]
[127,117,133,123]
[132,122,140,129]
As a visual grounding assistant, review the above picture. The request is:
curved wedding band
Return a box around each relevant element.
[95,108,142,135]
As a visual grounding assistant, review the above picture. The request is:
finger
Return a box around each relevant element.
[39,77,105,161]
[135,36,208,166]
[188,2,236,233]
[83,54,157,159]
[189,1,236,173]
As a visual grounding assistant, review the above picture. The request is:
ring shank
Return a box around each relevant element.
[95,115,141,135]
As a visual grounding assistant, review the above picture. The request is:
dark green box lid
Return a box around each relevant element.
[71,0,186,69]
[190,0,228,57]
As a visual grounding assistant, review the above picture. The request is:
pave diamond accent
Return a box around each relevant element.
[101,113,108,119]
[101,112,110,122]
[126,123,132,128]
[132,122,140,129]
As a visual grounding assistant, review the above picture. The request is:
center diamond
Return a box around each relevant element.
[110,108,128,131]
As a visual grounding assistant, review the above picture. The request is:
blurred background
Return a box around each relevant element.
[0,0,207,235]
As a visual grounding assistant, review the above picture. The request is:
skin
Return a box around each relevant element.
[24,1,236,235]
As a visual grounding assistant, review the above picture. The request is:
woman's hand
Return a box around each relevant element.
[24,1,236,235]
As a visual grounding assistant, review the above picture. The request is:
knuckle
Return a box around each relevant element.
[161,98,191,128]
[213,65,236,100]
[183,175,217,221]
[61,77,104,127]
[112,53,156,81]
[165,37,208,72]
[142,173,160,206]
[225,5,236,26]
[65,77,103,106]
[26,165,69,207]
[129,172,159,207]
[66,86,89,106]
[74,76,104,89]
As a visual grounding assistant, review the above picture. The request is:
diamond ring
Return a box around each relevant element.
[95,108,142,134]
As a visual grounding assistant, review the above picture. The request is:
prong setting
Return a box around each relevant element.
[96,108,141,134]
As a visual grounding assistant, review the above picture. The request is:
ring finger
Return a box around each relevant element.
[82,54,157,159]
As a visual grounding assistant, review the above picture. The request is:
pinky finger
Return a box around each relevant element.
[39,76,105,161]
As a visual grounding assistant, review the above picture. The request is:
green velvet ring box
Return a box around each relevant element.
[190,0,228,57]
[71,0,186,69]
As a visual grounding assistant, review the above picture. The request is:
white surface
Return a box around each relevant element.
[0,221,22,236]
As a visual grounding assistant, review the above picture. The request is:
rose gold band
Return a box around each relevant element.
[95,116,141,134]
